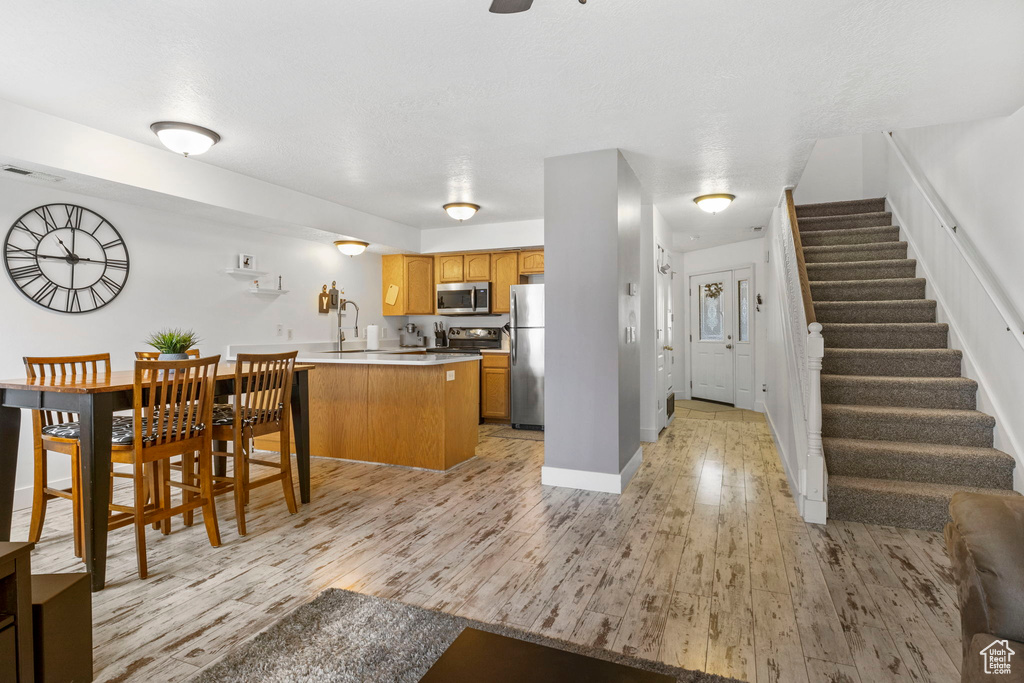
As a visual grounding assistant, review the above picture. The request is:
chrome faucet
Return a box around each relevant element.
[338,297,360,348]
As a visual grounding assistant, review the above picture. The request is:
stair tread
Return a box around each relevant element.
[823,437,1014,463]
[829,475,1020,499]
[825,348,961,357]
[815,299,935,307]
[822,403,995,426]
[820,322,947,328]
[803,241,906,253]
[800,210,891,225]
[795,198,886,217]
[821,374,976,388]
[806,258,916,269]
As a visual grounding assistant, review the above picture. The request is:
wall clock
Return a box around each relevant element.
[3,204,130,313]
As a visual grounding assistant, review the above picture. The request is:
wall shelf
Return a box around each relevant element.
[225,267,268,277]
[249,288,288,296]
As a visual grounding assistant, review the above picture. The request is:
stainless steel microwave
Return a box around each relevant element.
[436,282,491,315]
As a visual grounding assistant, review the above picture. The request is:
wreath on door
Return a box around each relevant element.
[703,282,724,299]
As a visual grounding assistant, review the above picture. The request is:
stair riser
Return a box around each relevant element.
[799,212,892,231]
[824,445,1012,489]
[806,261,917,281]
[811,279,926,302]
[821,382,976,410]
[814,302,936,323]
[827,485,950,531]
[800,226,901,247]
[821,325,948,349]
[796,198,887,218]
[822,351,962,377]
[822,414,993,448]
[803,244,908,264]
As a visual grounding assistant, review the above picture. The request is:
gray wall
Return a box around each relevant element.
[544,149,642,476]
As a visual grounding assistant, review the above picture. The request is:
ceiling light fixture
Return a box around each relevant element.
[150,121,221,157]
[443,203,480,221]
[693,194,735,214]
[335,240,369,256]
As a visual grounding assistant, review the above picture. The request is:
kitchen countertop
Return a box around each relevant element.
[225,341,480,366]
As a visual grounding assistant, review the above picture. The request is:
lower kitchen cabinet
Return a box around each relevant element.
[480,353,510,422]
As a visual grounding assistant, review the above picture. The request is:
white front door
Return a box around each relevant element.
[656,245,672,428]
[690,271,734,404]
[732,266,754,410]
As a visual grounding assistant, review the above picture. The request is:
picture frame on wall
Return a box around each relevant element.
[238,253,256,270]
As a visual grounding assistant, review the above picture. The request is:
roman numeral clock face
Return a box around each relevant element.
[4,204,129,313]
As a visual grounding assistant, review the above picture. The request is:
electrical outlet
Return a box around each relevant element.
[381,327,387,338]
[276,323,283,337]
[446,370,455,381]
[287,329,294,340]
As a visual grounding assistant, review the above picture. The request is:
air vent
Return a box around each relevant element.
[1,165,65,182]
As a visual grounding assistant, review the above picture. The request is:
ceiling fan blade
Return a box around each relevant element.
[489,0,533,13]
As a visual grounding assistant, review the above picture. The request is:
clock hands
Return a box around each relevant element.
[35,253,105,265]
[53,235,75,257]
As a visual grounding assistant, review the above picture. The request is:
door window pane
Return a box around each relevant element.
[699,282,724,341]
[738,279,750,342]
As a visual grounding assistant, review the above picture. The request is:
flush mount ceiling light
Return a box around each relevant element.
[443,203,480,221]
[335,240,369,256]
[150,121,221,157]
[693,194,735,214]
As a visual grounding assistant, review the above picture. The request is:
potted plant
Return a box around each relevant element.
[144,328,201,360]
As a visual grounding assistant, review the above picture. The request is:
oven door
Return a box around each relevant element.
[437,282,491,315]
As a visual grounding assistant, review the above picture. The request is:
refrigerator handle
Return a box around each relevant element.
[510,291,517,366]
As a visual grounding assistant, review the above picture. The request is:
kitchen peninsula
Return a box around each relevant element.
[228,343,480,470]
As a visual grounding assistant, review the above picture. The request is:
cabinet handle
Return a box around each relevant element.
[725,344,733,350]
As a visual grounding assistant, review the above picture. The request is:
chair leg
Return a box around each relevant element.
[72,450,83,559]
[159,459,172,535]
[280,428,298,515]
[132,463,148,580]
[242,438,251,506]
[182,452,195,527]
[233,435,247,536]
[28,445,47,544]
[148,464,160,531]
[199,443,221,548]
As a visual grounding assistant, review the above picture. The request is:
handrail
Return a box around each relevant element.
[785,189,816,324]
[886,132,1024,354]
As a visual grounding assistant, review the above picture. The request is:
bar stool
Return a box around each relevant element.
[211,351,298,536]
[24,353,112,558]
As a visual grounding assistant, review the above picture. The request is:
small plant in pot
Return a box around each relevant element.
[144,328,201,360]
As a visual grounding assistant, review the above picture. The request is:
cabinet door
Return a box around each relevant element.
[490,251,519,314]
[405,256,434,314]
[436,254,465,283]
[519,249,544,275]
[381,254,406,316]
[480,367,510,420]
[464,253,491,282]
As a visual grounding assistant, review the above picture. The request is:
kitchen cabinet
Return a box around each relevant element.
[480,353,510,421]
[436,254,465,283]
[464,253,491,281]
[519,249,545,275]
[382,255,434,316]
[490,251,520,315]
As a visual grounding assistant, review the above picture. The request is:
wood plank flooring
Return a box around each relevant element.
[11,404,963,682]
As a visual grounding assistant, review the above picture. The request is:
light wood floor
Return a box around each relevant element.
[13,404,963,682]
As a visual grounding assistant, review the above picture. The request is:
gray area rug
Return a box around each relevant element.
[490,427,544,441]
[194,589,738,682]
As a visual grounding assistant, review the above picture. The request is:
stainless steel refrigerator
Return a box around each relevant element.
[510,284,544,429]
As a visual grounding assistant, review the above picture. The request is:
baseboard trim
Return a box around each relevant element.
[541,445,644,495]
[640,428,660,443]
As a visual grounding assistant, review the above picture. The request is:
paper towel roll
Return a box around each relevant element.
[365,324,380,351]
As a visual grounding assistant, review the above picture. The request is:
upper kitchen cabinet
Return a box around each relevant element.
[490,251,519,314]
[382,254,434,316]
[435,254,465,283]
[464,253,491,282]
[518,249,545,275]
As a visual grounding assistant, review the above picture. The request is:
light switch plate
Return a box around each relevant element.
[446,370,455,381]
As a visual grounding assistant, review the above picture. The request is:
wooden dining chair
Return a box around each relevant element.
[103,355,222,579]
[135,350,200,360]
[210,351,298,536]
[24,353,112,558]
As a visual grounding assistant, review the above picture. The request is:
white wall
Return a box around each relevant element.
[0,175,395,509]
[419,219,543,254]
[673,237,767,412]
[792,133,888,206]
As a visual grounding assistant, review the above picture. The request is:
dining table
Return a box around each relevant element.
[0,362,314,591]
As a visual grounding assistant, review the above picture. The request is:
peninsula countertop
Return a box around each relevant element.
[225,342,481,366]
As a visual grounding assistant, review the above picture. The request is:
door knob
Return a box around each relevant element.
[663,345,673,351]
[725,344,733,349]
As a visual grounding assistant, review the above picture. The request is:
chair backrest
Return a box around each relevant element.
[133,355,220,453]
[23,353,112,426]
[233,352,297,431]
[135,349,200,360]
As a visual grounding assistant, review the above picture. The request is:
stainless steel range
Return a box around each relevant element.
[427,326,503,354]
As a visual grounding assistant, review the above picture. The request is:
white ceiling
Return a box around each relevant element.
[1,0,1022,245]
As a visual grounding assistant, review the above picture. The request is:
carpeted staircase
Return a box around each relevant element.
[796,197,1019,531]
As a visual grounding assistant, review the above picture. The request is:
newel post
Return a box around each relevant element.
[804,322,827,523]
